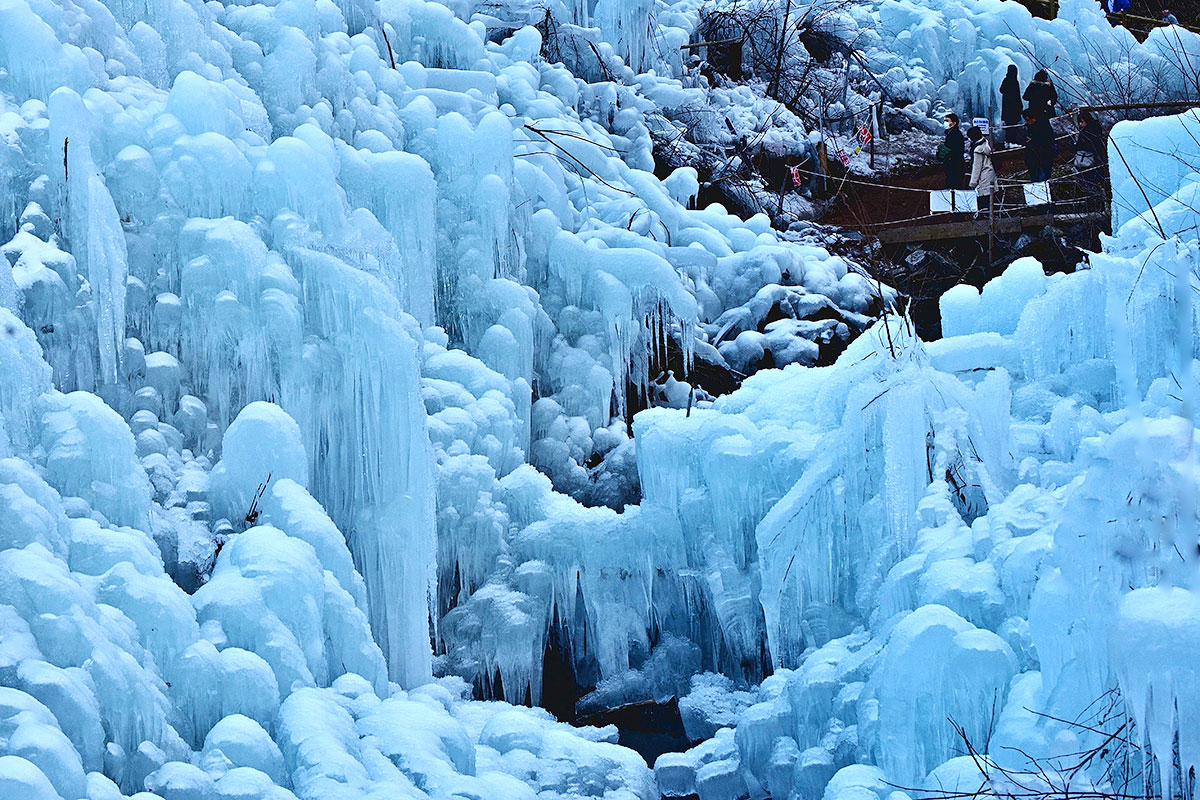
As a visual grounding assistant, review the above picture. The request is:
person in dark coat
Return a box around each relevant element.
[1073,111,1105,167]
[942,113,966,189]
[1023,107,1056,182]
[1023,70,1059,118]
[999,65,1024,147]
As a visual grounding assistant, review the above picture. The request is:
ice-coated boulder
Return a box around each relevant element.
[209,402,307,525]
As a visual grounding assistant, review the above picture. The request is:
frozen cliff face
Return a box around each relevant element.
[3,0,1070,717]
[0,0,724,701]
[1,0,1197,793]
[0,0,902,789]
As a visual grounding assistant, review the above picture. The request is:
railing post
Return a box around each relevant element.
[988,182,995,266]
[870,105,876,170]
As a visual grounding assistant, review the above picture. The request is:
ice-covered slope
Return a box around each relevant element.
[0,0,889,791]
[650,110,1200,800]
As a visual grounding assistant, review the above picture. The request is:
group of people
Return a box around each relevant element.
[1002,66,1058,180]
[939,115,999,211]
[938,66,1107,213]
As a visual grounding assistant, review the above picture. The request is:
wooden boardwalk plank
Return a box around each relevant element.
[871,212,1107,245]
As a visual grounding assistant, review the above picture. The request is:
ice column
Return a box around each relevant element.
[284,246,436,687]
[48,89,128,388]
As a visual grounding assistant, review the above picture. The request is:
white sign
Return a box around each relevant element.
[972,117,990,135]
[930,189,978,213]
[1024,181,1051,206]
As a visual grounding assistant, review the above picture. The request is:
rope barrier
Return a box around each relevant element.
[816,101,1079,130]
[992,109,1078,131]
[831,161,1107,230]
[750,105,1112,234]
[812,159,1104,196]
[995,163,1108,187]
[824,174,940,193]
[792,94,1184,240]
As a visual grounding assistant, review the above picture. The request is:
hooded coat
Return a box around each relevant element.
[969,139,997,197]
[999,66,1023,124]
[943,124,966,189]
[1023,76,1058,117]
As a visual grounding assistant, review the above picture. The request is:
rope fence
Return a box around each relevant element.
[826,104,1115,230]
[835,155,1110,232]
[813,161,1106,197]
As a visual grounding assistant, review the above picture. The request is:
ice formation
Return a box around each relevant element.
[0,0,1197,793]
[0,0,890,787]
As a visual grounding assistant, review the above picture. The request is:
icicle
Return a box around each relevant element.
[48,89,128,388]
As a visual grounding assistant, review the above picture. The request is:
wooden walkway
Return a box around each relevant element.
[823,136,1112,248]
[809,99,1200,249]
[871,210,1108,245]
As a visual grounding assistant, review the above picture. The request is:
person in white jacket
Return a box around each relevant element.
[967,126,997,215]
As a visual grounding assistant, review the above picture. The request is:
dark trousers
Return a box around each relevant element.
[1026,152,1052,182]
[945,166,965,190]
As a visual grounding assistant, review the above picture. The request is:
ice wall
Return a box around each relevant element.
[6,0,1199,794]
[0,321,386,793]
[1109,109,1200,233]
[0,311,658,799]
[0,0,904,789]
